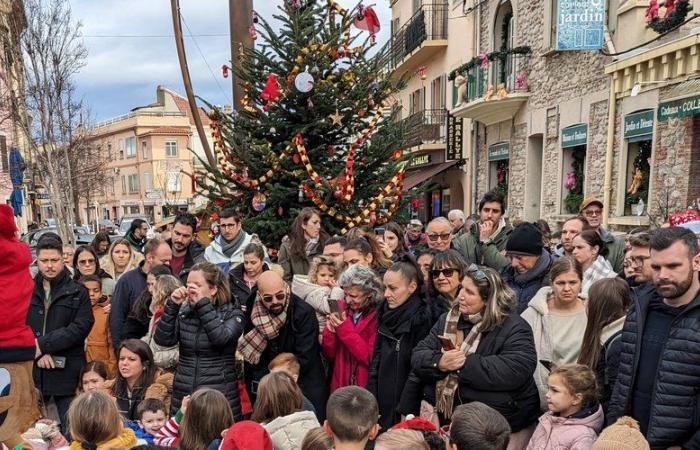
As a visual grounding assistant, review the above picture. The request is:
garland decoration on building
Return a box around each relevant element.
[448,46,531,81]
[646,0,692,34]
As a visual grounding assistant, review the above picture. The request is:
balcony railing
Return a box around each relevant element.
[93,111,187,129]
[461,52,530,104]
[388,3,448,70]
[402,109,447,148]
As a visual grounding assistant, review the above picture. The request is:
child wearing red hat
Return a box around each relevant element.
[220,421,273,450]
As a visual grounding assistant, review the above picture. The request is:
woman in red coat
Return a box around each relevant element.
[322,264,382,392]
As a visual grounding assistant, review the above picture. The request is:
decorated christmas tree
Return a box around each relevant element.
[196,0,408,247]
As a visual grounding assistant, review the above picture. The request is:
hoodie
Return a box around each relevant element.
[69,427,138,450]
[521,287,588,410]
[526,404,604,450]
[263,410,320,450]
[220,420,274,450]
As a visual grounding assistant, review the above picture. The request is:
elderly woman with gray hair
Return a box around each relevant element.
[321,264,382,393]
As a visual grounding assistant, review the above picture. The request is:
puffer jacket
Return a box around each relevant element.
[526,404,604,450]
[154,298,246,419]
[263,410,320,450]
[608,284,700,449]
[502,250,555,314]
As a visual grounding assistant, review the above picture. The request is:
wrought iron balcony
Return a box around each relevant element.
[387,3,448,76]
[402,109,447,149]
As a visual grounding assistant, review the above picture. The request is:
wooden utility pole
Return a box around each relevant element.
[229,0,254,110]
[170,0,216,167]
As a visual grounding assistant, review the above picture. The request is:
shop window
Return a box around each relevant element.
[441,188,451,216]
[431,190,441,218]
[624,140,651,215]
[488,142,510,207]
[562,146,586,213]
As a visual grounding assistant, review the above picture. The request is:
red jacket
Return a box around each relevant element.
[321,300,377,392]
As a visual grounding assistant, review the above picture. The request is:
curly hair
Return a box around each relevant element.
[337,264,383,309]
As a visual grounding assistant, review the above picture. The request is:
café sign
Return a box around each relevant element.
[624,110,654,140]
[658,94,700,121]
[561,124,588,148]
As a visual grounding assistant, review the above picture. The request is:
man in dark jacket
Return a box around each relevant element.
[110,237,172,348]
[608,227,700,449]
[240,271,328,419]
[167,212,205,280]
[27,233,93,434]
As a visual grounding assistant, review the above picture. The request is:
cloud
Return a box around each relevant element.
[71,0,391,121]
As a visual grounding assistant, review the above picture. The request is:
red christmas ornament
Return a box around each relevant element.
[411,198,421,209]
[354,5,381,43]
[392,149,402,160]
[214,198,226,207]
[326,146,336,156]
[261,73,281,109]
[277,206,284,216]
[292,153,301,164]
[210,212,220,222]
[221,65,229,78]
[418,66,427,80]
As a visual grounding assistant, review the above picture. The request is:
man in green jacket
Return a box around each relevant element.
[579,197,626,273]
[453,190,513,270]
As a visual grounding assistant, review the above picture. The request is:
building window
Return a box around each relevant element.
[622,110,654,215]
[409,88,424,114]
[143,172,152,191]
[166,172,181,192]
[165,140,178,157]
[430,75,446,110]
[561,124,588,213]
[125,137,136,158]
[107,143,113,159]
[120,175,126,194]
[142,141,149,159]
[127,174,139,193]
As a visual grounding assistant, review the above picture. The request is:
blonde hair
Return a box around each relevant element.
[100,238,143,278]
[268,352,300,377]
[152,274,182,311]
[550,363,599,406]
[251,371,303,424]
[301,427,333,450]
[464,266,516,332]
[179,388,234,450]
[308,255,338,284]
[374,429,428,450]
[68,391,122,447]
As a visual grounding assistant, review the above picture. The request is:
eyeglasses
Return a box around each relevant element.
[629,255,650,265]
[583,209,602,217]
[431,268,458,279]
[78,258,96,266]
[258,290,288,303]
[427,233,451,242]
[220,223,238,229]
[466,264,487,281]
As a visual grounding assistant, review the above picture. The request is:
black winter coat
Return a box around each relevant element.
[367,294,432,430]
[501,251,555,314]
[243,295,328,420]
[608,284,700,449]
[27,268,94,396]
[409,311,540,432]
[110,262,147,348]
[154,298,245,419]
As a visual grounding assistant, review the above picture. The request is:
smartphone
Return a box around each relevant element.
[539,359,553,372]
[374,227,385,236]
[328,299,341,315]
[438,336,456,351]
[52,356,67,369]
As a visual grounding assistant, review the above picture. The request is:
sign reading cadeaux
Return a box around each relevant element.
[658,94,700,121]
[624,110,654,140]
[556,0,605,51]
[488,142,509,161]
[561,124,588,148]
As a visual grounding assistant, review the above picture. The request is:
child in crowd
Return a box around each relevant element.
[268,353,317,415]
[300,428,333,450]
[593,417,650,450]
[374,429,429,450]
[127,399,168,445]
[292,255,343,336]
[527,364,604,450]
[141,274,182,370]
[323,386,379,450]
[20,419,69,450]
[78,360,110,393]
[154,388,234,450]
[67,390,138,449]
[449,402,511,450]
[252,371,320,450]
[79,275,117,374]
[391,417,444,450]
[219,421,273,450]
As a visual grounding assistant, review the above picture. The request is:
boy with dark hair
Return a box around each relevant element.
[324,386,379,450]
[127,398,168,445]
[78,275,116,372]
[449,402,511,450]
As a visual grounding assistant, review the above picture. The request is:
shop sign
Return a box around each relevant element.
[658,94,700,121]
[556,0,605,51]
[624,110,654,139]
[561,124,588,148]
[447,114,463,160]
[409,154,431,168]
[488,142,509,161]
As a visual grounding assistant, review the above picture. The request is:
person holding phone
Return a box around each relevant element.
[409,265,539,447]
[154,261,246,418]
[377,222,408,262]
[322,264,382,393]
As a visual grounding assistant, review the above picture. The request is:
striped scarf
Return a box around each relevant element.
[239,299,288,364]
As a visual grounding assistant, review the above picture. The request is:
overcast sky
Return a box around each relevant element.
[70,0,391,122]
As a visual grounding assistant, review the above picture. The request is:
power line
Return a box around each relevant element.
[82,33,229,38]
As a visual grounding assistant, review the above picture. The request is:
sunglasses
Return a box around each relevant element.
[467,264,487,281]
[78,258,96,266]
[431,268,458,278]
[258,290,288,303]
[428,233,451,242]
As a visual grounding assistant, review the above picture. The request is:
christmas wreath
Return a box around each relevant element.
[646,0,692,34]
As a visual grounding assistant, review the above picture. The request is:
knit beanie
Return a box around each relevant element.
[592,417,650,450]
[220,421,273,450]
[505,222,543,256]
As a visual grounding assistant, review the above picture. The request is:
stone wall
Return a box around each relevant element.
[585,100,610,198]
[541,110,561,217]
[508,122,528,219]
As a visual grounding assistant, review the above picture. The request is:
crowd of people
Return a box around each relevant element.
[1,189,700,450]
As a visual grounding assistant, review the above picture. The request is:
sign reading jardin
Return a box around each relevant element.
[561,124,588,148]
[658,94,700,121]
[556,0,605,51]
[624,110,654,139]
[488,143,509,161]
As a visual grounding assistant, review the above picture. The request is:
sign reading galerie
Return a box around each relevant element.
[658,94,700,121]
[556,0,605,51]
[561,124,588,148]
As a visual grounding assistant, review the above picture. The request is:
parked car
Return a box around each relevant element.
[98,219,117,234]
[117,215,154,239]
[22,226,95,258]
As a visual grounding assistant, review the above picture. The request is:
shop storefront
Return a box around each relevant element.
[487,142,509,206]
[621,110,653,216]
[560,124,588,214]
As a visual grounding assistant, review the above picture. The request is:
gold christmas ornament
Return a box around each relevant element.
[328,109,343,126]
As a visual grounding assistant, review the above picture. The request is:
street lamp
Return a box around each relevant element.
[631,81,666,97]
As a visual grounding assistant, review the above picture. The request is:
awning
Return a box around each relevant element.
[403,160,459,190]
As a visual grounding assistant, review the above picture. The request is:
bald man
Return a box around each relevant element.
[239,271,328,419]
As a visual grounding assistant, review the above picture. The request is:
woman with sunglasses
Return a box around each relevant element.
[368,257,433,430]
[321,264,382,392]
[409,265,540,447]
[426,250,468,324]
[73,245,116,296]
[521,256,587,411]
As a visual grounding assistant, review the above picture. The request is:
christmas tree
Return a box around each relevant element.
[195,0,408,247]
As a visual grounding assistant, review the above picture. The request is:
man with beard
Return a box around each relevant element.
[553,216,589,258]
[205,208,266,272]
[626,232,653,287]
[239,271,327,419]
[167,213,204,280]
[609,227,700,449]
[124,218,148,254]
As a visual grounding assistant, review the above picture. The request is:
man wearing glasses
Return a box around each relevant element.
[627,232,653,286]
[579,198,626,273]
[205,208,266,272]
[240,271,327,419]
[426,217,454,252]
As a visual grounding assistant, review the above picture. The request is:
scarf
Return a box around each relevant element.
[514,250,551,285]
[125,231,145,250]
[379,294,423,336]
[435,305,483,419]
[305,237,319,257]
[239,298,289,364]
[217,231,247,258]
